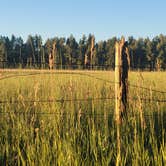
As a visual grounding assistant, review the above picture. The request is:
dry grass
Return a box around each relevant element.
[0,69,166,165]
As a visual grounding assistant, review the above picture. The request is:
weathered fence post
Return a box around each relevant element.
[115,41,121,124]
[115,36,130,123]
[115,36,130,165]
[115,39,121,166]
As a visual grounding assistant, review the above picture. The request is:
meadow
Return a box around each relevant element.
[0,70,166,165]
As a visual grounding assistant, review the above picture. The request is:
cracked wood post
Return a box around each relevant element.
[115,36,130,123]
[115,39,121,166]
[115,37,130,165]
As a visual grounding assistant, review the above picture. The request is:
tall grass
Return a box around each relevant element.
[0,70,166,165]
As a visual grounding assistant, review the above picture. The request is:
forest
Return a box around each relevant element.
[0,34,166,70]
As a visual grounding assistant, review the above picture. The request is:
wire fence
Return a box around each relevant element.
[0,65,166,107]
[0,111,115,117]
[0,111,164,119]
[1,69,166,94]
[0,96,166,105]
[0,97,114,104]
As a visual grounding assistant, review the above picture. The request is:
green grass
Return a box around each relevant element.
[0,70,166,165]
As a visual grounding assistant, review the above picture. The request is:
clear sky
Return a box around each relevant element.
[0,0,166,42]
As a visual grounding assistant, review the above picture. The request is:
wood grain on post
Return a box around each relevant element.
[115,37,130,123]
[115,37,130,165]
[115,40,121,166]
[115,41,121,123]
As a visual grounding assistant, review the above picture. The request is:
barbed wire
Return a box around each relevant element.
[1,62,166,119]
[131,97,166,103]
[128,84,166,94]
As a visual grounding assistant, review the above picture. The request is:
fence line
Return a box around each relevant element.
[0,97,115,104]
[0,111,114,116]
[0,96,166,105]
[0,111,165,118]
[0,71,113,82]
[1,70,166,94]
[131,97,166,103]
[0,111,164,117]
[128,83,166,94]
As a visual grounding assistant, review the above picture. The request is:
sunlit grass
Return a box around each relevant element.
[0,70,166,165]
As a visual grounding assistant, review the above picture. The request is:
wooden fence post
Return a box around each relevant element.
[115,41,121,124]
[115,36,130,123]
[115,39,121,166]
[115,36,130,165]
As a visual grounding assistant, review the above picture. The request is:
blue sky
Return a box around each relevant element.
[0,0,166,42]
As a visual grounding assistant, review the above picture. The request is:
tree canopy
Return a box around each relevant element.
[0,34,166,70]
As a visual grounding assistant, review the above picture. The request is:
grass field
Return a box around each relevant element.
[0,69,166,165]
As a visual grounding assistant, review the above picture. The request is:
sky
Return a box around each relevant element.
[0,0,166,42]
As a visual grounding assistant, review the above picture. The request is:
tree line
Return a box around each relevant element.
[0,34,166,70]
